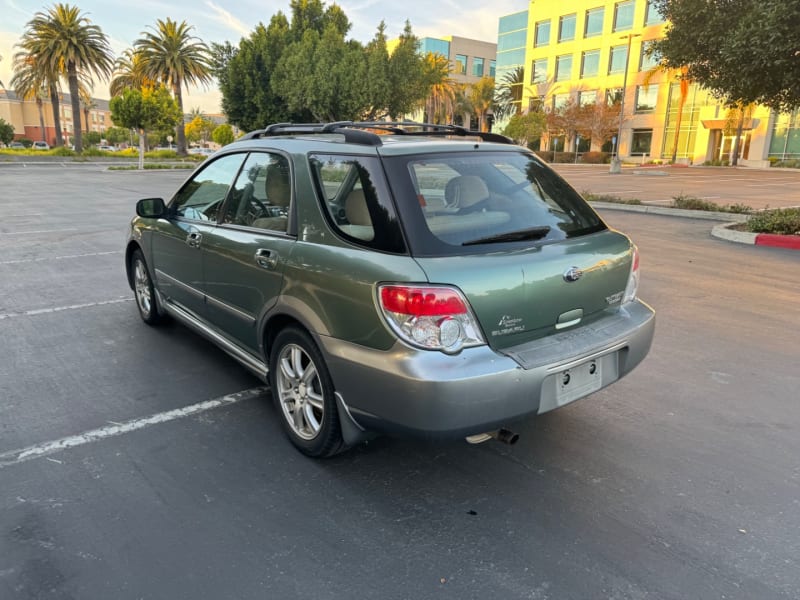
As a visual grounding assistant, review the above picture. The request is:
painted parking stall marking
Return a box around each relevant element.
[0,297,134,320]
[0,387,269,469]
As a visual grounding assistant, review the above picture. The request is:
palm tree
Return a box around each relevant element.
[10,53,50,143]
[110,48,154,97]
[135,18,213,155]
[20,4,113,152]
[470,77,496,132]
[420,53,456,124]
[493,66,525,120]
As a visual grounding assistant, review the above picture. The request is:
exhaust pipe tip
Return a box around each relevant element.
[491,428,520,445]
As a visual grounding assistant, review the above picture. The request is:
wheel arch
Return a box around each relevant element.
[125,241,143,290]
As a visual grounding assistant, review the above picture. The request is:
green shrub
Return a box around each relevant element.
[51,146,76,157]
[583,192,643,205]
[772,159,800,169]
[746,208,800,235]
[672,194,720,211]
[145,149,179,159]
[580,151,611,164]
[80,147,106,156]
[18,138,33,148]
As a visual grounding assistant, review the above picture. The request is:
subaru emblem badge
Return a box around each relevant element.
[563,266,583,282]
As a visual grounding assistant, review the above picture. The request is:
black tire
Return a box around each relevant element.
[131,249,164,326]
[269,326,345,457]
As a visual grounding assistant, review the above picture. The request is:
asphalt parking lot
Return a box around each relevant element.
[1,164,798,599]
[553,164,800,210]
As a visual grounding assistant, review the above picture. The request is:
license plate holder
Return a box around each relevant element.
[556,358,603,405]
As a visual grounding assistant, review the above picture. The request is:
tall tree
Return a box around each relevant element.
[110,48,153,97]
[420,52,456,124]
[654,0,800,113]
[135,18,213,155]
[386,21,426,119]
[19,4,113,152]
[10,53,50,142]
[493,66,525,120]
[469,77,496,132]
[362,22,391,120]
[110,85,180,169]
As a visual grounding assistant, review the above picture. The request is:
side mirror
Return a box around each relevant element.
[136,197,167,218]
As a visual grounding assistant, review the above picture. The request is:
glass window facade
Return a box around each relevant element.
[498,30,528,51]
[472,57,484,77]
[581,50,600,78]
[584,7,604,37]
[631,129,653,155]
[606,87,623,104]
[645,0,666,25]
[535,20,551,47]
[635,85,658,112]
[614,1,635,32]
[553,93,571,110]
[768,111,800,159]
[639,40,660,71]
[455,54,467,74]
[418,37,450,58]
[578,90,598,106]
[559,14,577,42]
[489,60,496,77]
[500,11,529,32]
[609,45,628,74]
[555,55,573,81]
[532,58,548,83]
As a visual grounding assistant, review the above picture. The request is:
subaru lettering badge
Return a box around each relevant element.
[563,266,583,282]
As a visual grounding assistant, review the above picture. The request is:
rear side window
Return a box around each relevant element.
[383,151,605,255]
[309,154,405,254]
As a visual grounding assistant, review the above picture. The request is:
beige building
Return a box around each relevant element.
[0,88,112,145]
[512,0,783,166]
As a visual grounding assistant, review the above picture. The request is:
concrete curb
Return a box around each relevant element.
[592,202,800,251]
[589,201,750,222]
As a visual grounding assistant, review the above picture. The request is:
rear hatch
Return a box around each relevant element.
[413,229,633,350]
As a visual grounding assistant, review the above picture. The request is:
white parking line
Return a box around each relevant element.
[0,250,120,265]
[0,297,133,320]
[0,387,269,469]
[1,228,79,235]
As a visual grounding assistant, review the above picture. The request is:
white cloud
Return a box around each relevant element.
[205,1,251,37]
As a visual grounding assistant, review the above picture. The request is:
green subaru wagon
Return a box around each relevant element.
[126,122,655,457]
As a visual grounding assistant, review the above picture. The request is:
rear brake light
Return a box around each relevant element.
[378,285,485,353]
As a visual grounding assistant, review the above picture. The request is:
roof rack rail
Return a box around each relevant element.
[239,121,512,146]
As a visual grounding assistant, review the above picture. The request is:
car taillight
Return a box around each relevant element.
[623,245,640,304]
[378,285,485,353]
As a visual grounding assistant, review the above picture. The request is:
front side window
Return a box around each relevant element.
[635,85,658,112]
[534,20,550,47]
[383,152,604,255]
[454,54,467,74]
[609,45,628,74]
[309,154,405,253]
[614,0,635,31]
[222,152,292,232]
[559,14,576,42]
[555,54,573,81]
[584,7,604,37]
[581,50,600,78]
[171,153,246,221]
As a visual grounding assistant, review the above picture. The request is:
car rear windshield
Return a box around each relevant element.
[382,151,605,256]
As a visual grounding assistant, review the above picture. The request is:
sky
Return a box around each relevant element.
[1,0,526,113]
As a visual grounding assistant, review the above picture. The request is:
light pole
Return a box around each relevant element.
[575,134,581,163]
[610,32,641,174]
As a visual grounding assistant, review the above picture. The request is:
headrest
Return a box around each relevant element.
[444,175,489,208]
[265,163,290,207]
[345,188,371,225]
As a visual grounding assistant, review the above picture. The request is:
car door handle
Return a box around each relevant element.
[254,248,278,269]
[186,231,203,248]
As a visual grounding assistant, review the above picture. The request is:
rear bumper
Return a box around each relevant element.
[319,300,655,438]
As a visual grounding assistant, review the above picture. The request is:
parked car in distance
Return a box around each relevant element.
[9,141,26,149]
[97,145,116,152]
[32,141,50,150]
[126,122,655,457]
[188,147,215,156]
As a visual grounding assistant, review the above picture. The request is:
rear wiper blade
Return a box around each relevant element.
[462,226,551,246]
